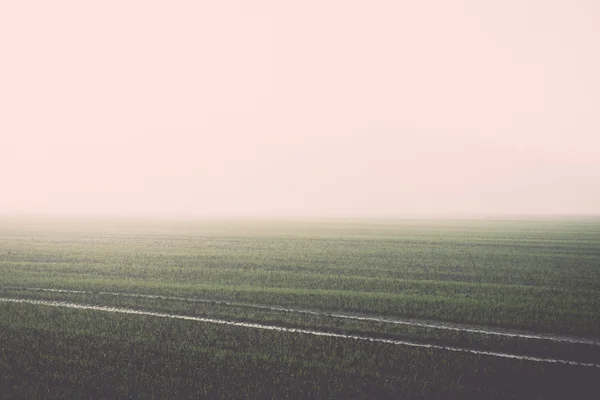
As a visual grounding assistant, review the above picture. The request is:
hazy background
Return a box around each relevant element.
[1,0,599,218]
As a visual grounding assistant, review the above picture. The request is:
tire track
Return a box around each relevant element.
[1,296,599,369]
[3,286,600,346]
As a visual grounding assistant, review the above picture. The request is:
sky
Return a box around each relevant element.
[1,0,599,217]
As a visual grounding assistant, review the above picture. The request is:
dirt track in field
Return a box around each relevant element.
[1,296,599,369]
[4,286,599,346]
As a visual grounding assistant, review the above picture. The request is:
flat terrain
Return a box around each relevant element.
[1,217,599,398]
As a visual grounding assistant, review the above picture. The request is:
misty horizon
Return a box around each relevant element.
[2,0,599,218]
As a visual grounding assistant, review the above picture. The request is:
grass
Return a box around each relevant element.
[2,302,600,399]
[1,217,599,398]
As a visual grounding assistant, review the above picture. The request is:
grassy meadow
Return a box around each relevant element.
[1,217,599,398]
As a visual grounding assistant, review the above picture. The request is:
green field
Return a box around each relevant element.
[1,217,599,398]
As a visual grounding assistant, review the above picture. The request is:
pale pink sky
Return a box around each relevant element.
[1,0,599,217]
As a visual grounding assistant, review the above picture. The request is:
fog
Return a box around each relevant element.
[1,0,599,217]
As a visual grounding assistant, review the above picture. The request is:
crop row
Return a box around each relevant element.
[2,301,600,399]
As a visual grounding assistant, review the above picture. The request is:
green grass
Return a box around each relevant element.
[4,289,600,365]
[1,217,599,398]
[2,302,600,399]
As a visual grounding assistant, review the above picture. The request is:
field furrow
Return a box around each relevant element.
[2,296,599,369]
[4,286,599,346]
